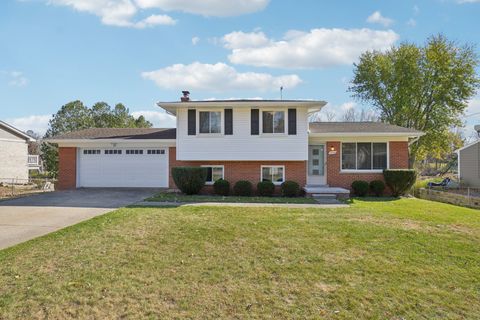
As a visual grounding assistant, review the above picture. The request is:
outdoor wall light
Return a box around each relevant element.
[329,146,335,152]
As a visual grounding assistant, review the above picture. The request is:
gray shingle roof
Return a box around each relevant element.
[49,128,176,140]
[309,122,423,135]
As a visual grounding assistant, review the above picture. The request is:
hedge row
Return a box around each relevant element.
[171,167,301,197]
[351,169,417,197]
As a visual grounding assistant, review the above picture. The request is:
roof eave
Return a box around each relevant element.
[0,120,35,142]
[45,138,176,144]
[308,132,424,138]
[157,100,327,116]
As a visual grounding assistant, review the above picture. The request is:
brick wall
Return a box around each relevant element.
[58,147,77,190]
[326,141,410,190]
[169,147,306,193]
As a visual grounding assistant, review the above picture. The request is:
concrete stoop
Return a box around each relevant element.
[304,185,350,204]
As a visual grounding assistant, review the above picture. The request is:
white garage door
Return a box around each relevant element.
[77,148,169,188]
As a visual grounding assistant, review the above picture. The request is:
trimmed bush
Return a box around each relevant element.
[234,180,253,196]
[213,179,230,196]
[351,180,369,197]
[171,167,207,195]
[369,180,386,197]
[257,181,275,197]
[281,181,300,197]
[383,169,417,197]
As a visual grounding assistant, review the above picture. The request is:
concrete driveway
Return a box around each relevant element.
[0,188,157,250]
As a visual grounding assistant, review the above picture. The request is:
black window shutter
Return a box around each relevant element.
[187,109,196,135]
[224,109,233,135]
[288,108,297,135]
[251,109,259,135]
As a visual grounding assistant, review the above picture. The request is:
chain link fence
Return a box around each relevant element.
[0,178,56,199]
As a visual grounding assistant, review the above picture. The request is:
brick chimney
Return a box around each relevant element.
[181,90,190,102]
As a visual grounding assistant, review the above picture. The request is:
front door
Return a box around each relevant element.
[307,145,326,185]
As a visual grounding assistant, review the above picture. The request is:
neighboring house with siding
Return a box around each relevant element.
[456,140,480,187]
[0,120,36,182]
[47,92,423,194]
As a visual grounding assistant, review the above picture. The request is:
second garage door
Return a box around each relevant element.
[77,148,169,188]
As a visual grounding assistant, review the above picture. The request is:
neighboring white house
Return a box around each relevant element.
[0,120,36,182]
[456,139,480,188]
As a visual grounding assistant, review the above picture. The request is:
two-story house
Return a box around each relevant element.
[49,92,422,194]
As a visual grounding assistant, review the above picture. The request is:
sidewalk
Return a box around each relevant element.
[133,201,348,209]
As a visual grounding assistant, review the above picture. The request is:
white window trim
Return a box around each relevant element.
[201,165,225,185]
[259,108,287,135]
[197,109,223,136]
[260,165,286,185]
[340,142,389,173]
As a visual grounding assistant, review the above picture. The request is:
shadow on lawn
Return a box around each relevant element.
[343,197,401,205]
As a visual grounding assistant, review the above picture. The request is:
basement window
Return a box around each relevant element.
[201,165,224,184]
[261,166,285,185]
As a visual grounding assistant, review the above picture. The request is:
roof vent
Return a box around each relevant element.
[181,90,190,102]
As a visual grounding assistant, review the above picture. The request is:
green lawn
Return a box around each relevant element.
[145,192,318,204]
[1,198,479,319]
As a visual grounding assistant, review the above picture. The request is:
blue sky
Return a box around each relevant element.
[1,0,479,137]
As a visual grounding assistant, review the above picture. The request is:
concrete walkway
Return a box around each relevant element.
[134,201,348,209]
[0,188,157,250]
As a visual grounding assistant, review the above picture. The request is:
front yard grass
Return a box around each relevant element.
[1,198,479,318]
[145,191,318,204]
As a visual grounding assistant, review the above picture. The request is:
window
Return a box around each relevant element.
[262,111,285,134]
[261,166,285,184]
[341,143,388,171]
[199,111,221,134]
[147,149,165,155]
[126,150,143,155]
[201,166,224,184]
[83,149,100,155]
[104,149,122,155]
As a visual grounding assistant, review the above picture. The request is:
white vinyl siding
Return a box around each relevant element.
[176,107,308,161]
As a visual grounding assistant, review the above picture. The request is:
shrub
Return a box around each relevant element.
[369,180,385,197]
[281,181,300,197]
[171,167,207,195]
[234,180,253,196]
[351,180,369,197]
[383,169,417,197]
[213,179,230,196]
[257,181,275,197]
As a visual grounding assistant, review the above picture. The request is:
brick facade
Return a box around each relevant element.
[58,147,77,190]
[326,141,409,190]
[169,147,306,193]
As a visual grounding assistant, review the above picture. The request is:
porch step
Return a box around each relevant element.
[304,186,350,195]
[312,193,337,199]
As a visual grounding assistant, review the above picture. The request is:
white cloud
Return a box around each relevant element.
[3,71,28,87]
[5,115,51,135]
[131,110,176,127]
[224,28,399,69]
[135,0,269,17]
[191,36,200,45]
[134,14,176,28]
[366,11,394,27]
[407,18,417,27]
[46,0,176,28]
[413,5,420,15]
[222,31,270,49]
[141,62,302,92]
